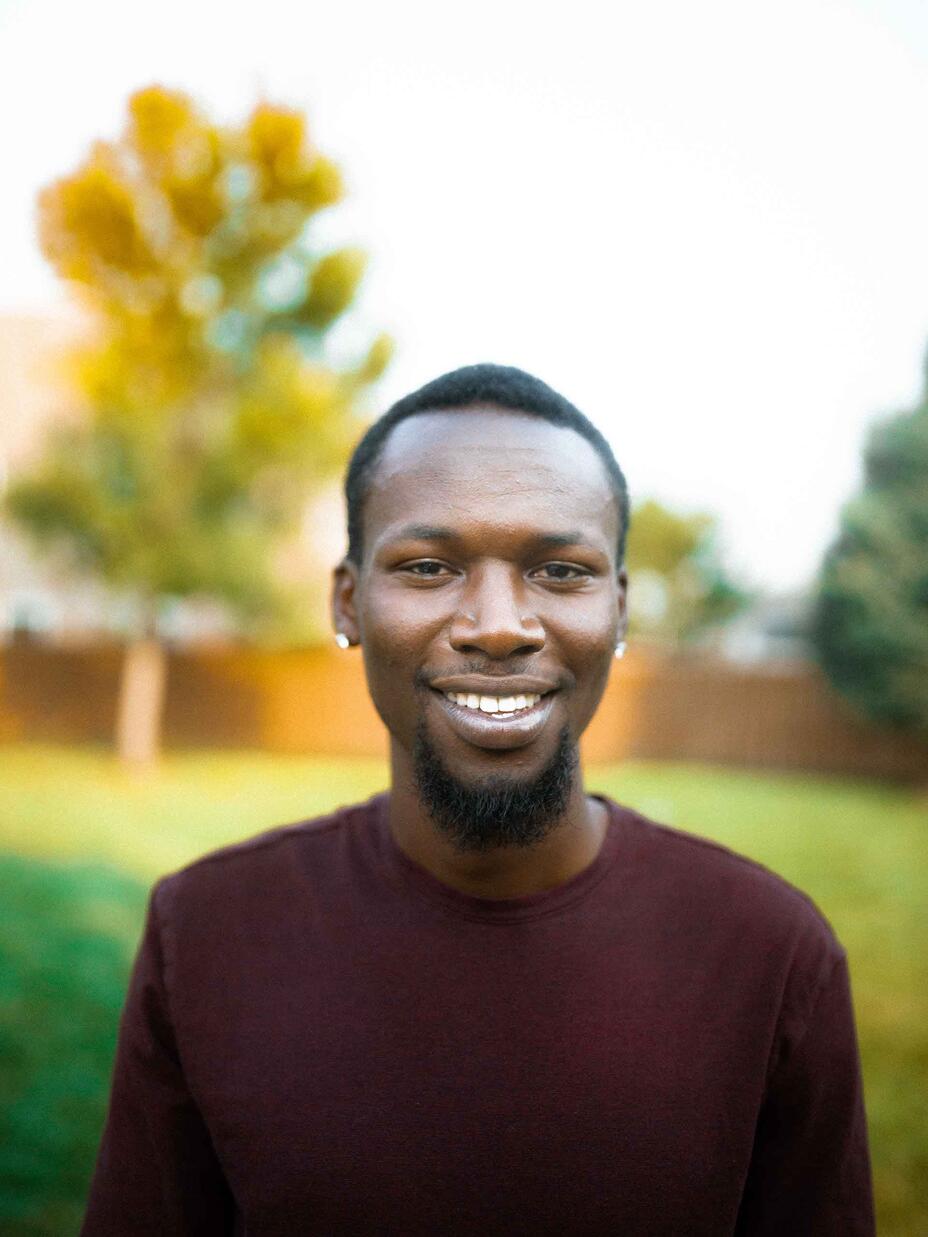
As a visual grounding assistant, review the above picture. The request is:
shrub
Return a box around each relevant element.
[0,855,146,1236]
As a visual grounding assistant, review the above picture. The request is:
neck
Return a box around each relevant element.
[386,743,608,900]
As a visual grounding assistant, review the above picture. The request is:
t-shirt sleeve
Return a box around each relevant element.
[80,881,236,1236]
[735,945,875,1236]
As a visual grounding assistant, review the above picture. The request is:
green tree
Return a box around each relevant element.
[4,86,391,766]
[625,499,749,645]
[811,387,928,735]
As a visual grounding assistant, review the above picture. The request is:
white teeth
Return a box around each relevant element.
[445,691,542,714]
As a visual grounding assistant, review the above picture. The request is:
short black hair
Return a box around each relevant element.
[344,362,630,566]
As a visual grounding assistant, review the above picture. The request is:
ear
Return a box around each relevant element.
[331,559,361,647]
[616,567,629,640]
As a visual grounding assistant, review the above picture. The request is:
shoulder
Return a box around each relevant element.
[151,794,385,923]
[610,799,836,928]
[606,799,845,991]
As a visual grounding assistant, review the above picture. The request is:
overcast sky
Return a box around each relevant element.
[3,0,928,592]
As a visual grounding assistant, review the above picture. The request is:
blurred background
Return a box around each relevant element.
[1,0,926,1232]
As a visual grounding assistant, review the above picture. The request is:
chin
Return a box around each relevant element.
[412,721,578,853]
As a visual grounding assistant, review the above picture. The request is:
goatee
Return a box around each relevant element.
[413,722,577,853]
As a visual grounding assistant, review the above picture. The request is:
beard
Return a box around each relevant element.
[412,721,578,853]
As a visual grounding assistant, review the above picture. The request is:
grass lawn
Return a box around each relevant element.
[0,743,925,1234]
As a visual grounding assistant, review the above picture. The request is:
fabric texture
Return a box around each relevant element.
[81,795,874,1235]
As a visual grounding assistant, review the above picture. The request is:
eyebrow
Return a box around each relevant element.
[391,525,592,548]
[393,524,457,542]
[534,531,588,549]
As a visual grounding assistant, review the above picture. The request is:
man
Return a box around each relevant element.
[82,364,874,1235]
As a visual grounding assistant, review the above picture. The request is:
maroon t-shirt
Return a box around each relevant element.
[81,795,874,1235]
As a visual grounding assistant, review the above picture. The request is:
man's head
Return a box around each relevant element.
[332,363,629,852]
[344,364,630,568]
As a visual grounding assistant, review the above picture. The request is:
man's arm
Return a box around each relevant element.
[81,883,236,1236]
[735,949,875,1236]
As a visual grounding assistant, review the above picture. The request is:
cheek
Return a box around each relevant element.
[547,603,619,704]
[549,595,619,659]
[357,589,446,718]
[360,586,446,657]
[565,648,615,740]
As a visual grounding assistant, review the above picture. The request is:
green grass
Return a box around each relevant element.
[0,744,925,1234]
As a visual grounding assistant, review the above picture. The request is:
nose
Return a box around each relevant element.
[448,563,545,659]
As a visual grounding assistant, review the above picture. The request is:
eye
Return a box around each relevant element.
[398,559,455,580]
[531,562,593,583]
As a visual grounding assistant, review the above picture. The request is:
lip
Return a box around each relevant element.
[428,675,559,696]
[431,688,557,751]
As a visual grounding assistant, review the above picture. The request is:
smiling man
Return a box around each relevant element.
[82,364,874,1236]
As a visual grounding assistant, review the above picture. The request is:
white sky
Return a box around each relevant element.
[3,0,928,593]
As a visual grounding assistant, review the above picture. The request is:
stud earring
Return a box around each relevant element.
[614,640,627,659]
[334,633,350,650]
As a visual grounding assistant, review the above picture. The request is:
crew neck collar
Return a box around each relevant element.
[372,793,625,923]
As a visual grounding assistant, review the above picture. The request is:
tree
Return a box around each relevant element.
[625,499,749,645]
[4,85,391,767]
[811,388,928,736]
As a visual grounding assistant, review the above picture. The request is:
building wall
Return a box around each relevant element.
[2,643,926,781]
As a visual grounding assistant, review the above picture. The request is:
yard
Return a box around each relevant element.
[1,744,925,1234]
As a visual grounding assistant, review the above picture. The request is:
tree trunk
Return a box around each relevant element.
[115,606,167,769]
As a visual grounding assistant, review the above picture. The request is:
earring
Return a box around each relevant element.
[334,632,350,649]
[614,640,627,659]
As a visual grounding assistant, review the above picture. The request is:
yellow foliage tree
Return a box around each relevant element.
[5,86,392,766]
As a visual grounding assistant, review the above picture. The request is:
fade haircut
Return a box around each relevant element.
[344,363,630,566]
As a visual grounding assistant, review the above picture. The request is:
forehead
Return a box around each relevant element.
[364,407,620,555]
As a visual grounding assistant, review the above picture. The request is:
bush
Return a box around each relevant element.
[0,855,146,1236]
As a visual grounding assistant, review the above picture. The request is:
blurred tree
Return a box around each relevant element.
[811,387,928,735]
[4,86,392,767]
[625,499,749,645]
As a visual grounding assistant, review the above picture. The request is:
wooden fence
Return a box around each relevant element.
[1,642,927,781]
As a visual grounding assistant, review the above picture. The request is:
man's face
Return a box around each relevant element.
[334,407,627,798]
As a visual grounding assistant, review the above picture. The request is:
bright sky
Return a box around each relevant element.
[3,0,928,593]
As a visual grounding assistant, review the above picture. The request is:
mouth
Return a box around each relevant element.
[430,687,557,751]
[441,690,544,718]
